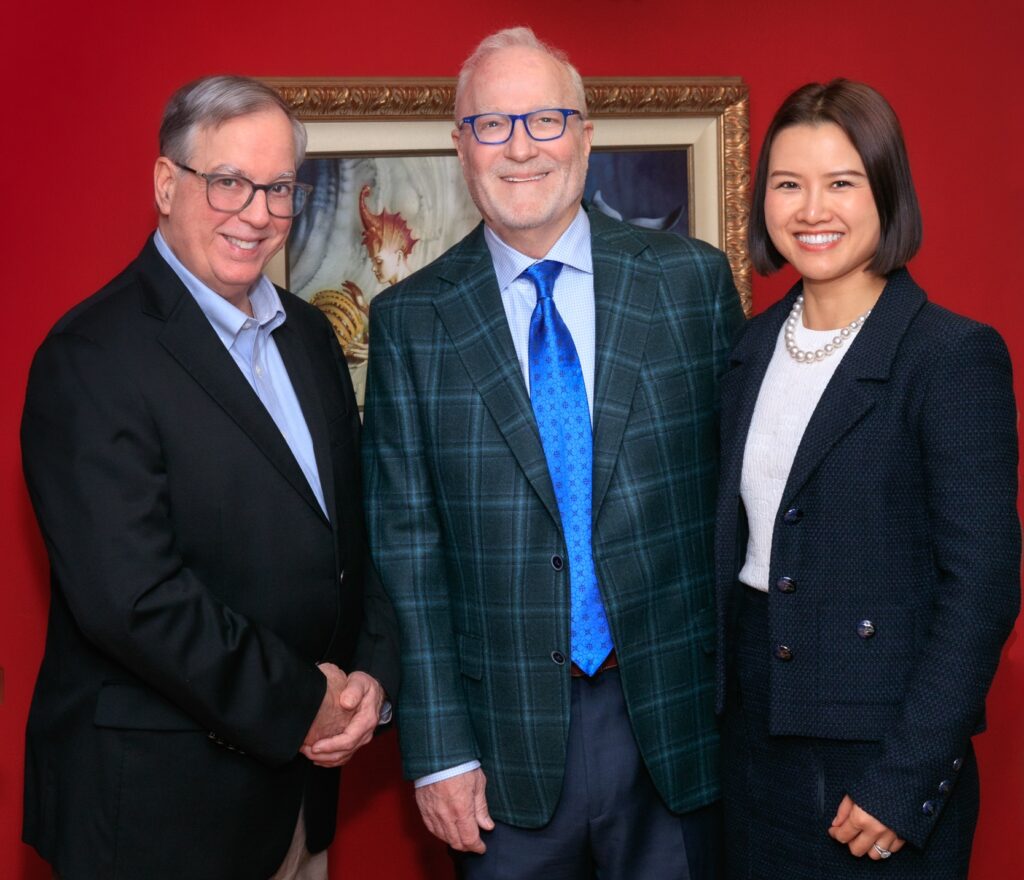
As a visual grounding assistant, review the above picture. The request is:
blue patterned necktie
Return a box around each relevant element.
[523,260,613,676]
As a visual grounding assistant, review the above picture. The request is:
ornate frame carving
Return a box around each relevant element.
[268,76,751,312]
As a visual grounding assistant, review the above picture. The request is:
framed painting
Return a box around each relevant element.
[265,77,750,400]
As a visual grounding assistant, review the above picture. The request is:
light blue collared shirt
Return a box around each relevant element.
[485,207,596,419]
[415,207,596,790]
[154,230,327,518]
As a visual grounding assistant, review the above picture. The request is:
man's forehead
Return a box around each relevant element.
[462,47,573,112]
[189,111,296,168]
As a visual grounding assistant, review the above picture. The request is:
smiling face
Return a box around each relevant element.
[764,122,883,299]
[452,46,593,257]
[154,108,296,311]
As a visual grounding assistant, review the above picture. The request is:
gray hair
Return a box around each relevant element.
[454,27,587,121]
[159,75,307,168]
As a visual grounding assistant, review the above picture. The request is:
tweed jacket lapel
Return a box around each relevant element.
[432,225,562,526]
[780,269,927,503]
[138,238,329,523]
[588,211,660,520]
[719,292,794,502]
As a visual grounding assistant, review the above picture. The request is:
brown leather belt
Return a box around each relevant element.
[570,650,618,678]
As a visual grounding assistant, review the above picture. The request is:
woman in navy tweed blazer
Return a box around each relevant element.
[715,79,1019,878]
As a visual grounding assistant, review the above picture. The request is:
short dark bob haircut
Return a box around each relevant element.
[749,79,922,277]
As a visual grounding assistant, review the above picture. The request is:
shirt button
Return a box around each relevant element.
[783,508,803,524]
[776,576,796,593]
[551,651,566,665]
[952,757,963,771]
[938,779,952,794]
[774,645,793,662]
[921,800,936,816]
[551,555,564,571]
[856,620,876,638]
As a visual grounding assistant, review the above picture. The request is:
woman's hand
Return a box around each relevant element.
[829,795,906,859]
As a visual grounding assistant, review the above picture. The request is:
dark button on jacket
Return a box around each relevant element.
[776,576,796,593]
[856,620,876,638]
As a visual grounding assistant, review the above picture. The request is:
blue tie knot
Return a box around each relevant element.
[521,260,563,302]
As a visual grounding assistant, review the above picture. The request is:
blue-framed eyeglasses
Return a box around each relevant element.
[459,108,582,145]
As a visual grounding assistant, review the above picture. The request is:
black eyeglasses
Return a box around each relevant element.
[459,108,582,145]
[174,162,314,218]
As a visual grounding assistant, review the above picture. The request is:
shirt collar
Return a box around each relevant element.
[153,229,286,348]
[483,206,593,291]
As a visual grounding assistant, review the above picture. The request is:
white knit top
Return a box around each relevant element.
[737,315,859,591]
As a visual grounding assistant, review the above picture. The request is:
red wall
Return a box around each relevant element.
[3,2,1020,876]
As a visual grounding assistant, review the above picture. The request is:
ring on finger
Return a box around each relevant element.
[872,843,892,859]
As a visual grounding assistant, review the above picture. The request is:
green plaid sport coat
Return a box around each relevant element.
[363,208,745,827]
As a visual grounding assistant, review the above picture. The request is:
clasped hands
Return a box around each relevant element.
[301,663,384,768]
[829,795,906,860]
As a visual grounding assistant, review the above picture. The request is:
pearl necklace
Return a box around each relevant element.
[785,295,871,364]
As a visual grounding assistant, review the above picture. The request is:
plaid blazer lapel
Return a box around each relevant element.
[589,219,659,521]
[433,233,562,527]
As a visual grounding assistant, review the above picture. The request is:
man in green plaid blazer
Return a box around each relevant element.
[363,27,744,879]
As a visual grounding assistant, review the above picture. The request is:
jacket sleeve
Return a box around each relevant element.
[362,302,480,778]
[349,555,402,704]
[314,308,402,703]
[708,249,747,389]
[847,323,1020,847]
[21,330,327,766]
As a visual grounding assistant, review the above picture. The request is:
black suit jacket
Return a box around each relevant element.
[21,236,399,879]
[714,269,1019,847]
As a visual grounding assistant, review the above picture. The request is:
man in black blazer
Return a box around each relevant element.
[20,75,398,880]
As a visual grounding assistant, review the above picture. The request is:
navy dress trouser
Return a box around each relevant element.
[454,668,721,880]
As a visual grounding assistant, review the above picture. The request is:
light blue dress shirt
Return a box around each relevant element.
[485,207,596,419]
[154,231,327,518]
[415,207,596,789]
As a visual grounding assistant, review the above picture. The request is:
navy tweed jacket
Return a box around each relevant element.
[714,268,1020,848]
